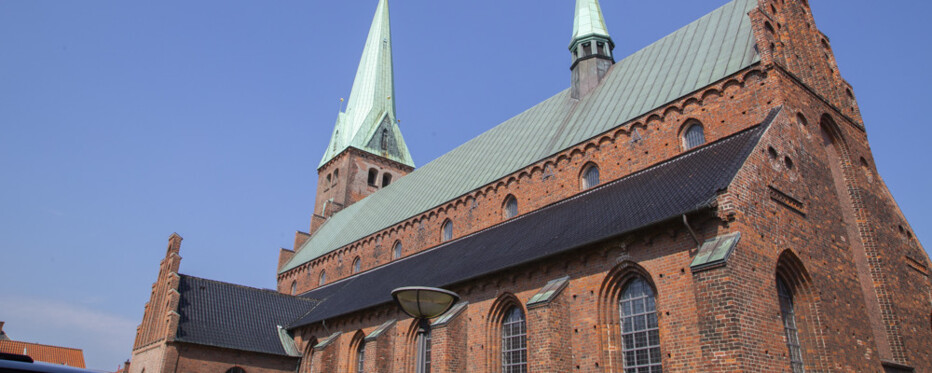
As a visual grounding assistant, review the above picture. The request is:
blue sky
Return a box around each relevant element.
[0,1,929,370]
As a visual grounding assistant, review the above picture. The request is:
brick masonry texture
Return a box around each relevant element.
[132,0,931,372]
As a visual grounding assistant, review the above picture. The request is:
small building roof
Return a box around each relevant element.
[0,340,86,368]
[283,0,759,273]
[173,275,316,357]
[288,113,775,328]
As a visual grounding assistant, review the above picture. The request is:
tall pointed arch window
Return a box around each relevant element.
[416,327,432,373]
[290,281,297,296]
[352,257,361,274]
[355,341,366,373]
[682,121,706,150]
[581,163,600,190]
[777,276,805,373]
[393,241,402,259]
[318,271,326,286]
[441,220,453,242]
[332,169,339,184]
[501,307,527,372]
[503,195,518,219]
[619,277,661,372]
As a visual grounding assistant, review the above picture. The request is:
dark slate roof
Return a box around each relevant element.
[289,110,776,329]
[174,274,316,356]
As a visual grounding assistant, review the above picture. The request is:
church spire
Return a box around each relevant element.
[570,0,615,99]
[319,0,414,169]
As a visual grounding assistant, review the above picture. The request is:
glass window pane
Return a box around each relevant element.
[619,277,662,372]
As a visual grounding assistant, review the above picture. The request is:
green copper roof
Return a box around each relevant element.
[282,0,760,274]
[319,0,414,169]
[571,0,612,49]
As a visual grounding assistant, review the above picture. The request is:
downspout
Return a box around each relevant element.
[682,214,701,249]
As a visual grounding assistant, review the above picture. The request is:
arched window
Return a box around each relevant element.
[581,163,600,190]
[619,277,661,372]
[325,173,332,186]
[393,241,402,259]
[503,195,518,219]
[441,220,453,242]
[332,169,339,184]
[383,173,393,187]
[318,271,326,286]
[682,122,706,150]
[290,281,296,296]
[416,327,432,373]
[352,257,361,274]
[501,307,527,372]
[381,128,389,151]
[225,368,246,373]
[355,341,366,373]
[777,276,805,373]
[368,168,378,186]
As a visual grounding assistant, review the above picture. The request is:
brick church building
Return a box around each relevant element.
[130,0,931,372]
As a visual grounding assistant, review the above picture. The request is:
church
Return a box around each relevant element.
[129,0,932,372]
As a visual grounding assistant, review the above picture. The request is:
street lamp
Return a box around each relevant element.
[391,286,460,373]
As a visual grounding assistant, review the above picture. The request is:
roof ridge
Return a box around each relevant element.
[0,340,83,351]
[178,274,315,302]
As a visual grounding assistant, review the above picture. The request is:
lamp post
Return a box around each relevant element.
[391,286,460,373]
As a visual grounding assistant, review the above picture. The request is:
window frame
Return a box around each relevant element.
[778,276,805,373]
[503,195,518,219]
[581,163,600,190]
[441,219,453,242]
[500,306,527,373]
[618,276,662,372]
[393,241,402,259]
[681,121,706,150]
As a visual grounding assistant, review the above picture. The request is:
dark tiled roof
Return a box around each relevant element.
[289,110,776,329]
[0,340,86,368]
[175,275,316,356]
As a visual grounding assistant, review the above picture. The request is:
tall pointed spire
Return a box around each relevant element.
[569,0,615,99]
[319,0,414,169]
[570,0,612,50]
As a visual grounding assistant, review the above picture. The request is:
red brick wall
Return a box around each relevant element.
[169,343,298,373]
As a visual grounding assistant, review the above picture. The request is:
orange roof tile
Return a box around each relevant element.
[0,340,86,368]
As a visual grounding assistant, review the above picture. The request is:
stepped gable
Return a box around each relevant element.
[288,109,777,328]
[283,0,760,273]
[173,275,316,356]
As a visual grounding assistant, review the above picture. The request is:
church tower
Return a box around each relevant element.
[310,0,414,235]
[570,0,614,99]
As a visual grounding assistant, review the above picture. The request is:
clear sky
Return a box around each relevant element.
[0,0,929,370]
